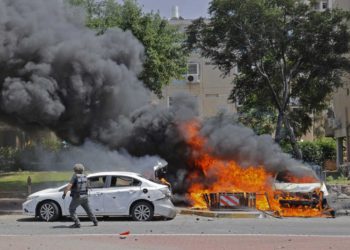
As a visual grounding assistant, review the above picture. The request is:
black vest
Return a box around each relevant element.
[71,174,88,197]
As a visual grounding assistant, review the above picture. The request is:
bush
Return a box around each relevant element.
[280,139,293,155]
[281,137,336,167]
[0,138,63,172]
[0,147,20,171]
[315,138,336,162]
[298,141,322,165]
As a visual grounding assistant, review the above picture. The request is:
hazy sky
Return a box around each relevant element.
[136,0,212,19]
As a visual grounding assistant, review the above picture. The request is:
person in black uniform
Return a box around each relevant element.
[62,163,98,228]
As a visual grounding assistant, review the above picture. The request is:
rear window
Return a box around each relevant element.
[110,176,141,187]
[88,176,107,188]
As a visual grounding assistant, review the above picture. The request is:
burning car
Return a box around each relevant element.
[22,171,176,221]
[272,181,334,217]
[180,120,336,218]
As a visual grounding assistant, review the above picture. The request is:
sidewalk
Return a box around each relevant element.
[0,198,24,215]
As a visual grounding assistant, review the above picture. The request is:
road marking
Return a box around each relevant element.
[1,234,350,238]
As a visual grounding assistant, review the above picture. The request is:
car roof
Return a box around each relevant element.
[274,182,322,193]
[87,171,142,178]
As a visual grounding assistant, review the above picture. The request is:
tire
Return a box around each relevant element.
[38,201,60,222]
[131,201,154,221]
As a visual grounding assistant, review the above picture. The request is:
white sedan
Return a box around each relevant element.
[22,171,176,221]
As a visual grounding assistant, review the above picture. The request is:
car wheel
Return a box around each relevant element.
[38,201,60,221]
[131,201,154,221]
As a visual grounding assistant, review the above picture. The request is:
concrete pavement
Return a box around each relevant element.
[0,198,23,215]
[2,234,350,250]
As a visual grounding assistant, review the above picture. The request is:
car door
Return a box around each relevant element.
[85,175,108,215]
[103,176,142,215]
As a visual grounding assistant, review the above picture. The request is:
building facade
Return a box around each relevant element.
[157,19,238,118]
[323,0,350,169]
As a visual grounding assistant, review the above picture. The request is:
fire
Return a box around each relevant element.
[181,120,325,217]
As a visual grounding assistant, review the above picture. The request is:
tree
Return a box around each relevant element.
[67,0,188,96]
[185,0,350,159]
[238,106,277,135]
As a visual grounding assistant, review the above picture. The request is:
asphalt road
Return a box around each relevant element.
[1,214,350,249]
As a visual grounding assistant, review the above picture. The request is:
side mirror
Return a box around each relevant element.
[143,188,148,194]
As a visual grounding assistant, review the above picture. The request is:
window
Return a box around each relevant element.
[88,176,106,188]
[110,176,141,187]
[187,63,200,75]
[322,1,328,9]
[186,63,201,83]
[170,62,201,84]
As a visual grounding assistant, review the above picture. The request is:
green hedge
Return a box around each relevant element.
[0,138,64,172]
[281,137,336,166]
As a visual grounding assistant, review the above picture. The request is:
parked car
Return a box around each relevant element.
[22,171,176,221]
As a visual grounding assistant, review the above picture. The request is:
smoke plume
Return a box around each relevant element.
[0,0,149,144]
[0,0,317,195]
[18,140,165,179]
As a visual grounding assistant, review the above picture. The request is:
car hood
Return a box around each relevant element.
[27,184,66,198]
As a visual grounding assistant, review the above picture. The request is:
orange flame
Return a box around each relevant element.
[181,120,324,217]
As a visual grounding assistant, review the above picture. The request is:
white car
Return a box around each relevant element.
[22,171,176,221]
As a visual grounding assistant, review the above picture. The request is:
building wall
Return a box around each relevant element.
[327,0,350,168]
[159,19,237,118]
[332,74,350,167]
[333,0,350,9]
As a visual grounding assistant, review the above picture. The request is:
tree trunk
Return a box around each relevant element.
[284,117,303,160]
[274,111,284,144]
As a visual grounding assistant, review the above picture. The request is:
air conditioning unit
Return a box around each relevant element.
[186,74,200,83]
[186,62,200,83]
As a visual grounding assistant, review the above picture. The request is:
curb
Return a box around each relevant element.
[0,198,24,215]
[334,210,350,216]
[179,208,261,219]
[0,210,22,215]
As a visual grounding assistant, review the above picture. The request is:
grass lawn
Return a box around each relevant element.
[325,172,350,185]
[0,171,72,194]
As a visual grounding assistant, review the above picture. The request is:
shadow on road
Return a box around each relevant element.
[52,225,71,229]
[16,217,41,222]
[52,224,100,229]
[16,216,170,223]
[17,217,70,222]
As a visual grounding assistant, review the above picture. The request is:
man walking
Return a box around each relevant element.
[63,163,98,228]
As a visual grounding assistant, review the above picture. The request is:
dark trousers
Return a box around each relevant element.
[69,195,97,225]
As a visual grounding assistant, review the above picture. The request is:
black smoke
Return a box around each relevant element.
[0,0,149,144]
[0,0,317,195]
